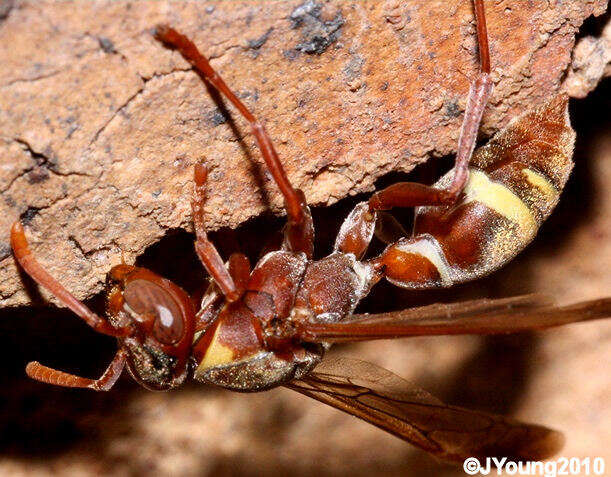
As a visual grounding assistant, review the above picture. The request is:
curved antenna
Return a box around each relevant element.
[10,222,131,338]
[26,348,127,391]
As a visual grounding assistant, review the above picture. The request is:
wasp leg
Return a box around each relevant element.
[334,202,376,260]
[155,25,314,258]
[227,252,251,295]
[26,348,127,391]
[369,0,492,211]
[192,164,241,302]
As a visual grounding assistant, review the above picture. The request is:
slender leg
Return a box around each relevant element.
[369,0,492,212]
[10,222,131,338]
[155,26,314,258]
[192,164,240,302]
[334,202,376,260]
[26,348,127,391]
[228,252,251,295]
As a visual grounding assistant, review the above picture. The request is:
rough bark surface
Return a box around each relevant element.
[564,9,611,97]
[0,0,608,306]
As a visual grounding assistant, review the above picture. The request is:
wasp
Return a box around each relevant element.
[10,0,610,463]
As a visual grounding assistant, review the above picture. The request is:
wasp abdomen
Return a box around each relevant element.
[377,95,575,289]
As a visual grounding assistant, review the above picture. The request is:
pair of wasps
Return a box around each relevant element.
[11,0,610,464]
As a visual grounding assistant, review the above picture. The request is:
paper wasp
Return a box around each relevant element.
[10,0,610,463]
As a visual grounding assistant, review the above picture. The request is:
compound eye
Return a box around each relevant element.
[123,279,185,345]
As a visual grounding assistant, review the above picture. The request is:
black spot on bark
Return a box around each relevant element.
[20,207,41,225]
[248,27,273,50]
[26,168,50,184]
[209,108,229,126]
[283,49,299,61]
[0,0,13,22]
[65,124,78,139]
[4,195,16,208]
[289,0,344,55]
[97,37,116,54]
[0,242,10,261]
[444,100,461,118]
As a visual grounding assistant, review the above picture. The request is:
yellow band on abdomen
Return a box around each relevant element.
[523,168,557,199]
[464,168,537,240]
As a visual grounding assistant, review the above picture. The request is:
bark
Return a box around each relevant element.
[0,0,608,306]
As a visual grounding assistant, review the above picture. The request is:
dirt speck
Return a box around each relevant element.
[97,36,117,54]
[290,0,344,55]
[20,206,41,225]
[248,27,274,51]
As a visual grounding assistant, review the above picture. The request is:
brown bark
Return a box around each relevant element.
[0,0,608,306]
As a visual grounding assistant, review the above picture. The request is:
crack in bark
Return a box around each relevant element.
[67,235,88,258]
[1,138,91,194]
[0,69,65,88]
[87,68,192,150]
[85,35,248,151]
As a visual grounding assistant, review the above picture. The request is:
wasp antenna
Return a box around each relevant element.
[26,348,127,392]
[10,222,131,338]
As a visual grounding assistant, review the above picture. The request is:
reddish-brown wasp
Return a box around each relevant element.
[10,0,611,464]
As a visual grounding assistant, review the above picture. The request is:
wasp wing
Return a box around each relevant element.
[374,211,409,244]
[298,295,610,343]
[286,357,563,463]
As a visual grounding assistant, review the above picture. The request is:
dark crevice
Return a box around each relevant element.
[575,7,610,41]
[19,206,41,225]
[1,69,65,88]
[3,139,90,193]
[67,236,87,259]
[0,0,13,23]
[14,138,57,172]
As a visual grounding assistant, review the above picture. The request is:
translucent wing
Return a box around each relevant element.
[374,211,408,244]
[298,295,611,343]
[286,357,564,462]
